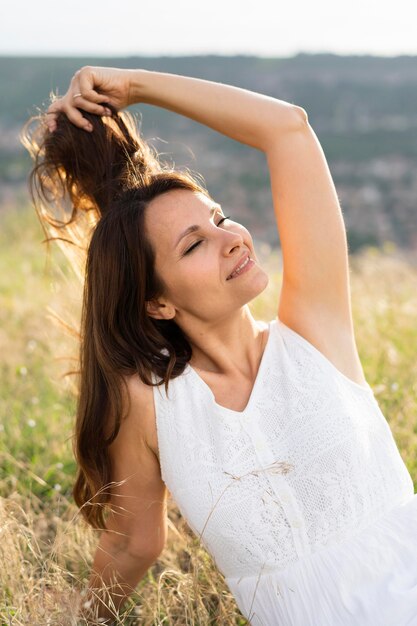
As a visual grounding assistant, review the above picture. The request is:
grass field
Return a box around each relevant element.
[1,198,416,625]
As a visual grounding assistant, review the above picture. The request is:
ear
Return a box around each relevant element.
[146,298,176,321]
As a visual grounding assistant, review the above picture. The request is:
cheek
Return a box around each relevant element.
[160,263,202,299]
[184,259,218,288]
[169,260,221,301]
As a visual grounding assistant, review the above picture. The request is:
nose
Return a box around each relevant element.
[221,228,244,256]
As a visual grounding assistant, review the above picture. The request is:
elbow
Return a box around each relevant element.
[126,534,166,563]
[125,543,164,566]
[292,105,309,128]
[262,104,309,152]
[271,103,309,134]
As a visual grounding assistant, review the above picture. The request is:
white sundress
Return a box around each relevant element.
[151,317,417,625]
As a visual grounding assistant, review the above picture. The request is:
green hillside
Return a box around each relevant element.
[1,53,417,251]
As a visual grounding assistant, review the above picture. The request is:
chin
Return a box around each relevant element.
[256,271,270,295]
[244,269,269,303]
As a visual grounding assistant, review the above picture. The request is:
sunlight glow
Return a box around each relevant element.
[1,0,416,57]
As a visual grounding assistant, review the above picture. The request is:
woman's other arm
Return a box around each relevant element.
[80,377,167,623]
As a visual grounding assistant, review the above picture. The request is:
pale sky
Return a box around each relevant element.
[0,0,416,57]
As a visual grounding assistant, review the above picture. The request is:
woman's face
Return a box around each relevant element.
[144,189,269,325]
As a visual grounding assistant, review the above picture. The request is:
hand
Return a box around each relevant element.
[46,65,134,133]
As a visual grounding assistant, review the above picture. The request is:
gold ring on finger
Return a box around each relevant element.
[73,93,82,99]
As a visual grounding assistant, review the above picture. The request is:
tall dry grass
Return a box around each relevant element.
[1,200,416,625]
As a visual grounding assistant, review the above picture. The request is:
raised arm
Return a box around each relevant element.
[129,69,359,378]
[130,70,355,349]
[46,66,305,146]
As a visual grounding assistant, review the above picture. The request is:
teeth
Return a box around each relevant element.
[228,256,250,279]
[237,257,249,271]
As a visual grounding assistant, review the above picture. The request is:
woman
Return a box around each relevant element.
[24,66,417,625]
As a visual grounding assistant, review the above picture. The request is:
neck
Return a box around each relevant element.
[182,307,269,380]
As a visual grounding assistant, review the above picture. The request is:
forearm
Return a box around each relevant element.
[131,69,304,152]
[80,532,157,622]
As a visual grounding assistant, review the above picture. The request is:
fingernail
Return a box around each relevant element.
[104,108,112,116]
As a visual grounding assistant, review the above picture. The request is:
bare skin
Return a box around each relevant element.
[46,66,369,622]
[144,188,270,404]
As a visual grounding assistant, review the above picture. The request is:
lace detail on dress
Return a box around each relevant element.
[152,318,414,579]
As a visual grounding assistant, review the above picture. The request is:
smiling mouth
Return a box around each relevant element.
[226,255,253,280]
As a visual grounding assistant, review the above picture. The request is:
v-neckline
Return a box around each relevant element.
[186,320,274,416]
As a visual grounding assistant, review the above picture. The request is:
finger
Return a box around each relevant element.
[47,98,63,115]
[45,111,58,133]
[69,70,106,105]
[43,98,85,132]
[62,104,94,132]
[78,70,110,105]
[45,100,63,132]
[71,94,112,117]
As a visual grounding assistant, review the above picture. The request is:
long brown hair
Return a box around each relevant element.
[22,105,209,528]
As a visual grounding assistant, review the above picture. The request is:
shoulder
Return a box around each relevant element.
[277,311,367,387]
[120,372,160,459]
[105,373,167,555]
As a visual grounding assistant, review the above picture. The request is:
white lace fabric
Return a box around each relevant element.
[151,318,417,625]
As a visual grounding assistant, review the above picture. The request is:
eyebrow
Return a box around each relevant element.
[174,205,222,249]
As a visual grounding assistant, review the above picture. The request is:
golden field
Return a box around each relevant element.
[1,199,416,625]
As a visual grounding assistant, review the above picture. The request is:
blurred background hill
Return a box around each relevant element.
[1,52,417,253]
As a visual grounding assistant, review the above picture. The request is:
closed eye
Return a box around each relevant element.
[183,216,231,255]
[216,215,230,229]
[184,241,201,255]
